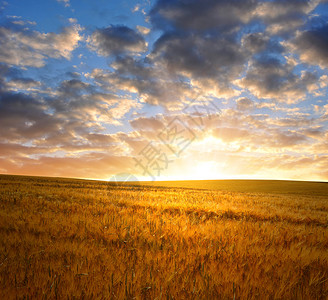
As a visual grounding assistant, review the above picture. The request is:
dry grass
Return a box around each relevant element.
[0,174,327,299]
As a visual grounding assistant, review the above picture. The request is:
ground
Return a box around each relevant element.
[0,175,327,299]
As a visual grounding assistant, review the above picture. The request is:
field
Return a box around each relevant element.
[0,175,327,299]
[141,179,328,196]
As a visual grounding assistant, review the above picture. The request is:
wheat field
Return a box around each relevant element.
[0,175,327,299]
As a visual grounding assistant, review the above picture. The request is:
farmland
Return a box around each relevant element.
[0,174,327,299]
[141,179,328,196]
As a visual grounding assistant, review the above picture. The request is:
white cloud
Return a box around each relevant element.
[68,18,77,24]
[57,0,70,7]
[0,25,82,68]
[132,4,140,13]
[136,25,150,35]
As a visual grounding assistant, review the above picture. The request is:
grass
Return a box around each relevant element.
[0,174,327,299]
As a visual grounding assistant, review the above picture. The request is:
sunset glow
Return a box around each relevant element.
[0,0,328,181]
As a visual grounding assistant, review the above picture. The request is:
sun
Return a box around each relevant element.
[193,161,226,180]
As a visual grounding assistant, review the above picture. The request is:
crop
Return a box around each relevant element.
[0,175,327,299]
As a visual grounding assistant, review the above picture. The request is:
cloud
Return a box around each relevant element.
[150,32,249,99]
[256,0,320,35]
[270,130,308,147]
[0,91,60,141]
[148,1,256,96]
[236,98,254,111]
[0,24,82,68]
[0,142,51,157]
[237,56,318,102]
[132,4,140,13]
[86,1,325,110]
[150,0,257,32]
[52,79,139,125]
[212,127,250,143]
[68,18,77,24]
[286,24,328,68]
[11,19,36,26]
[302,127,325,139]
[136,25,150,35]
[1,0,328,181]
[270,116,315,128]
[0,59,141,152]
[0,153,135,179]
[89,56,194,108]
[89,25,147,56]
[241,32,269,53]
[130,116,165,131]
[58,79,92,97]
[86,133,116,145]
[6,78,41,91]
[57,0,70,7]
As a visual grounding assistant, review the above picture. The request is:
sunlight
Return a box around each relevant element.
[193,161,225,180]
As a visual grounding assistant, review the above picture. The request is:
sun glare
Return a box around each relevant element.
[193,161,225,180]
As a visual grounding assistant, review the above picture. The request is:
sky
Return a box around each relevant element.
[0,0,328,182]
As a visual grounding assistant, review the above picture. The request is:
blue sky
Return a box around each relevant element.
[0,0,328,181]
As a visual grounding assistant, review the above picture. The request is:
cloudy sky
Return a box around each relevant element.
[0,0,328,181]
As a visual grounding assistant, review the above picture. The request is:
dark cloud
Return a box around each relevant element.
[58,79,93,97]
[0,91,60,141]
[6,78,41,91]
[153,32,246,78]
[150,0,321,37]
[256,0,319,35]
[241,32,269,53]
[0,64,41,91]
[147,0,318,103]
[236,98,254,111]
[239,56,318,101]
[151,32,248,98]
[86,0,323,109]
[91,56,193,107]
[65,71,81,79]
[0,63,137,151]
[90,25,147,56]
[150,0,257,32]
[288,24,328,68]
[148,0,258,95]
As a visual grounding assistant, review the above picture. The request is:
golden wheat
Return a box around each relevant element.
[0,175,327,299]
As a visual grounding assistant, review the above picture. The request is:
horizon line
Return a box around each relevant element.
[1,173,327,184]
